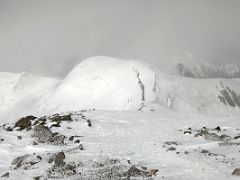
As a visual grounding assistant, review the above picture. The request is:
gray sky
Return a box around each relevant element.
[0,0,240,77]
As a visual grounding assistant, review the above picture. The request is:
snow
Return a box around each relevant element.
[1,110,240,179]
[0,56,240,179]
[41,56,157,112]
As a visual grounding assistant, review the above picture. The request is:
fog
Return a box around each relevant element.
[0,0,240,77]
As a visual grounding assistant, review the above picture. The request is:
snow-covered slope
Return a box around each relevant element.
[0,72,59,120]
[0,56,240,121]
[40,56,157,112]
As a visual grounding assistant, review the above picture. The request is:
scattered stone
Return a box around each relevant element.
[232,168,240,176]
[50,114,72,124]
[32,125,65,145]
[149,169,158,176]
[17,136,22,140]
[5,127,13,132]
[54,152,65,166]
[184,151,189,155]
[48,162,78,178]
[201,149,210,154]
[214,126,221,132]
[184,131,192,135]
[50,123,61,128]
[37,156,42,160]
[0,138,4,142]
[124,165,151,178]
[69,136,74,141]
[234,136,240,140]
[219,141,240,146]
[14,115,37,130]
[11,154,28,169]
[33,176,41,180]
[1,172,9,178]
[79,144,84,150]
[164,141,179,146]
[33,141,39,146]
[220,134,232,140]
[74,139,80,144]
[167,147,176,151]
[87,119,92,127]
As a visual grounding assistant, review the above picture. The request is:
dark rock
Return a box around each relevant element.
[14,115,37,130]
[0,138,4,142]
[214,126,221,131]
[48,161,77,178]
[149,169,158,176]
[79,144,84,150]
[220,134,232,140]
[50,123,61,128]
[167,147,176,151]
[74,139,80,144]
[87,119,92,127]
[184,131,192,135]
[32,141,39,146]
[164,141,179,146]
[184,151,189,155]
[234,136,240,139]
[69,136,74,141]
[124,165,150,178]
[50,114,72,123]
[33,176,41,180]
[54,152,65,166]
[232,168,240,176]
[11,154,28,169]
[37,156,42,160]
[204,133,221,141]
[1,172,9,178]
[17,136,22,140]
[32,125,65,145]
[5,127,13,131]
[201,149,210,154]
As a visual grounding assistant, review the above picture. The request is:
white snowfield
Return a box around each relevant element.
[0,56,240,179]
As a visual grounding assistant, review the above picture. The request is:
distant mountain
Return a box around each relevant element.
[172,53,240,78]
[176,62,240,78]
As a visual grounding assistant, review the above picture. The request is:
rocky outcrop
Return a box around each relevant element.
[218,85,240,108]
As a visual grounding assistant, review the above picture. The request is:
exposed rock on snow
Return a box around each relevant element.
[232,168,240,176]
[218,84,240,107]
[1,172,9,178]
[14,115,37,130]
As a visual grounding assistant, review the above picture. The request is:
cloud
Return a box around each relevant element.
[0,0,240,76]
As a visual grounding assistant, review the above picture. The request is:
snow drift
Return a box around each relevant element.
[0,56,240,120]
